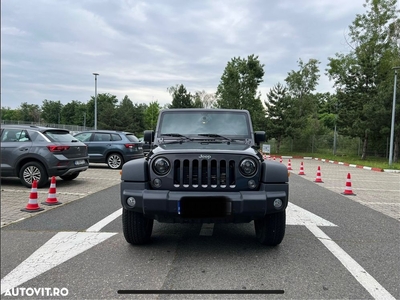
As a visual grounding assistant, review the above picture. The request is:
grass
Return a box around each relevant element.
[269,151,400,170]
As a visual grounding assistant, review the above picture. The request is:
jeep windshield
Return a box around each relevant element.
[158,111,251,142]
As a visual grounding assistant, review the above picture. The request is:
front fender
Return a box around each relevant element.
[260,161,289,183]
[121,157,149,181]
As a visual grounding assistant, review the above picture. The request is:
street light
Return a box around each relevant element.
[93,72,99,130]
[389,67,399,167]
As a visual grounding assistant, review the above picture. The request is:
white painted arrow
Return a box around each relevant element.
[286,203,394,300]
[1,205,395,299]
[0,232,116,295]
[0,209,122,295]
[286,202,337,226]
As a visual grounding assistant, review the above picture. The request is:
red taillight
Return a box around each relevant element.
[47,145,70,152]
[124,143,137,149]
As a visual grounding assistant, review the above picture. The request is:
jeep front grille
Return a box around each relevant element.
[173,159,236,188]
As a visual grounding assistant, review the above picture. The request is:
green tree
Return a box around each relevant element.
[41,99,63,124]
[1,107,22,121]
[285,58,320,118]
[168,84,193,108]
[284,58,321,146]
[115,95,135,131]
[133,103,148,135]
[264,83,291,152]
[145,101,161,131]
[215,54,265,130]
[193,90,216,108]
[61,100,86,126]
[327,0,399,159]
[19,102,41,123]
[87,93,118,129]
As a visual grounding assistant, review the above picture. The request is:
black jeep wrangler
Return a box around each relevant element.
[120,109,289,246]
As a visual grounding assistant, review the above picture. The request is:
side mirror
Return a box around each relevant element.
[144,130,154,143]
[254,131,265,144]
[254,131,266,147]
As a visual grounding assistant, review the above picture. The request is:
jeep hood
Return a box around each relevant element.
[152,142,257,155]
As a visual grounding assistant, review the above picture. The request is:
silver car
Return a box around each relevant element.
[1,125,89,188]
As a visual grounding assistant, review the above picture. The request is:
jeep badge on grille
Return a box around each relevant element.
[199,154,211,160]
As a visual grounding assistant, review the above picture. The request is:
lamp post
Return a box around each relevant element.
[93,72,99,130]
[389,67,399,167]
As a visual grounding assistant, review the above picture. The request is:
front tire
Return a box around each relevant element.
[107,153,124,169]
[19,161,49,188]
[254,211,286,246]
[122,209,154,245]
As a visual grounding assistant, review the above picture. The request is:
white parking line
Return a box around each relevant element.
[85,208,122,232]
[1,205,395,299]
[306,225,395,300]
[199,223,214,236]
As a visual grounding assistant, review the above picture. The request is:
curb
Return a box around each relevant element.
[262,155,398,173]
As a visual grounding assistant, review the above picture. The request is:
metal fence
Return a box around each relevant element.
[263,134,391,158]
[0,120,93,134]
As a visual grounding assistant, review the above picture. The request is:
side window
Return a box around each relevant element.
[94,133,111,141]
[1,129,29,142]
[16,130,31,142]
[111,134,122,141]
[75,132,92,142]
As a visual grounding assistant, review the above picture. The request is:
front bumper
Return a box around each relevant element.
[121,181,288,223]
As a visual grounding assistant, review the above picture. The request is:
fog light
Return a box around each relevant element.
[273,198,283,209]
[127,197,136,207]
[153,178,162,188]
[248,179,256,189]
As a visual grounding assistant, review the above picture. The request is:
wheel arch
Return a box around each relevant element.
[15,156,48,178]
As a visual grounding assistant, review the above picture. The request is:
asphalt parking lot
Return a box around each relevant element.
[1,158,399,228]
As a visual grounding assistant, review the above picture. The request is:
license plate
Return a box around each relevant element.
[75,160,85,166]
[138,147,143,150]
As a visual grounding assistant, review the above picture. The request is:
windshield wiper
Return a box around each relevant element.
[159,133,193,144]
[161,133,191,140]
[197,133,232,141]
[197,133,247,144]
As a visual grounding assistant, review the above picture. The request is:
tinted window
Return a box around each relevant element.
[111,134,122,141]
[159,111,251,136]
[94,133,111,141]
[1,129,30,142]
[44,130,76,142]
[126,134,139,142]
[75,132,93,142]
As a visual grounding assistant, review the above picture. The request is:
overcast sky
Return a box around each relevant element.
[1,0,376,109]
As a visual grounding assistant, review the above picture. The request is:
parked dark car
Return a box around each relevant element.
[120,109,289,246]
[0,125,89,188]
[73,130,144,169]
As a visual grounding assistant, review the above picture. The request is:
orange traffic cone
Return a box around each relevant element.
[21,180,44,212]
[42,176,62,206]
[298,162,305,175]
[279,157,283,163]
[273,157,276,161]
[314,166,324,183]
[287,159,293,170]
[342,173,356,195]
[263,154,267,160]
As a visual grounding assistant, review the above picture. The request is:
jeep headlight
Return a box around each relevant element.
[153,157,170,176]
[239,158,257,177]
